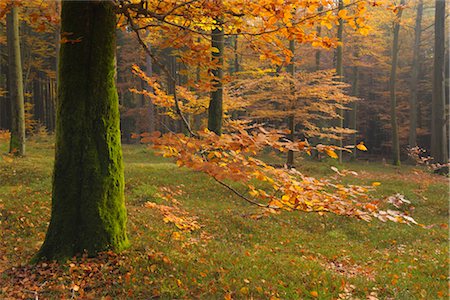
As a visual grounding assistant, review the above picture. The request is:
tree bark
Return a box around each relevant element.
[336,0,344,163]
[208,25,224,135]
[431,0,447,164]
[389,0,404,166]
[36,1,129,261]
[6,6,25,156]
[408,0,423,148]
[146,42,156,133]
[286,39,295,167]
[234,36,239,74]
[350,61,359,159]
[315,6,323,71]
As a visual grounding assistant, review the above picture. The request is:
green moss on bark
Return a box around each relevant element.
[35,1,129,261]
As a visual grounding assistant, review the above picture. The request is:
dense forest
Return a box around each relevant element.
[0,0,448,162]
[0,0,448,299]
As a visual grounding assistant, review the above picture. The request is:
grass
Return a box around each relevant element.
[0,138,448,299]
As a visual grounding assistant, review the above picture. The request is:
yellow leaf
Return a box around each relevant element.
[338,9,348,19]
[356,142,368,151]
[249,189,259,197]
[281,194,290,201]
[372,182,381,186]
[325,149,338,159]
[310,290,319,297]
[240,287,249,295]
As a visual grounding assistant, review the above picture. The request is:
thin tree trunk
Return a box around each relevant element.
[389,0,405,166]
[234,36,239,73]
[408,0,423,148]
[286,39,295,167]
[208,25,224,135]
[350,62,359,159]
[6,6,25,156]
[36,1,128,261]
[431,0,447,163]
[336,0,344,163]
[315,6,323,71]
[146,42,156,133]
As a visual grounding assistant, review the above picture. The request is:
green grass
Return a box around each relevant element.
[0,139,448,299]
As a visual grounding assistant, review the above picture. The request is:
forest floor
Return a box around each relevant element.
[0,137,448,299]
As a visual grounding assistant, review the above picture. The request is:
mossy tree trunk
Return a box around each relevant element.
[431,0,448,164]
[35,1,129,261]
[389,0,404,166]
[208,25,224,135]
[286,39,295,168]
[6,6,25,156]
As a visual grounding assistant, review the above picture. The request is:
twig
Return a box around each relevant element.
[122,9,197,137]
[212,176,267,208]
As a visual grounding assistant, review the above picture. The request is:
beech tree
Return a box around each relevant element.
[408,0,423,148]
[6,5,25,156]
[431,0,447,164]
[388,0,404,166]
[36,0,128,261]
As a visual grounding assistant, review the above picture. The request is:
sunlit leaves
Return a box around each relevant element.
[134,119,417,225]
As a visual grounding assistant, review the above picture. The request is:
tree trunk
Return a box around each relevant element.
[36,1,129,261]
[234,36,239,74]
[431,0,447,163]
[408,0,423,148]
[315,6,323,71]
[6,6,25,156]
[389,0,404,166]
[350,62,359,159]
[286,39,295,167]
[336,0,344,163]
[146,42,156,133]
[208,25,224,135]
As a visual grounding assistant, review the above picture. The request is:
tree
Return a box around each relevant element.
[431,0,447,164]
[388,0,405,166]
[336,0,344,163]
[6,5,25,156]
[36,1,129,261]
[208,24,225,135]
[408,0,423,148]
[286,39,295,167]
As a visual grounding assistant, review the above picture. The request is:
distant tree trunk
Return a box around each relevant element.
[0,24,12,130]
[36,1,129,261]
[286,39,295,167]
[431,0,447,164]
[389,0,404,166]
[146,43,156,133]
[408,0,423,148]
[193,38,203,131]
[336,0,344,163]
[208,25,224,135]
[6,6,25,156]
[234,36,239,74]
[315,6,323,71]
[350,59,359,159]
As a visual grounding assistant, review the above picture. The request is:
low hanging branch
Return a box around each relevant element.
[132,112,418,226]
